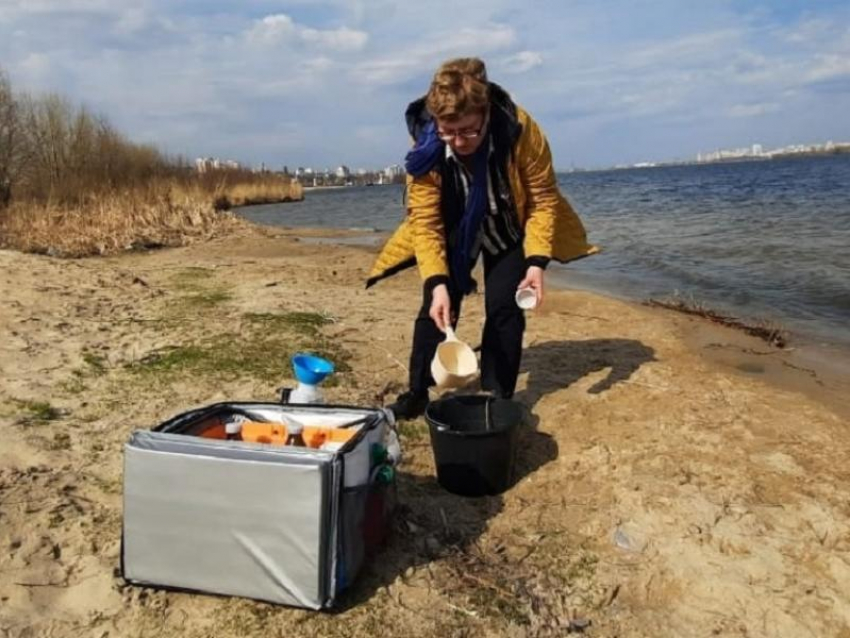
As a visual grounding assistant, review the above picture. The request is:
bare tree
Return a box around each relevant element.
[0,68,18,207]
[20,93,77,198]
[1,69,235,208]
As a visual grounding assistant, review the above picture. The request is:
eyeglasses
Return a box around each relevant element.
[437,128,483,142]
[436,116,488,143]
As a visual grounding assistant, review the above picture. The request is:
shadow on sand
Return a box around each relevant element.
[337,339,655,610]
[333,470,502,611]
[337,406,566,609]
[509,338,655,484]
[516,338,657,407]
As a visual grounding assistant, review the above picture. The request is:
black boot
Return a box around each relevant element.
[387,390,429,421]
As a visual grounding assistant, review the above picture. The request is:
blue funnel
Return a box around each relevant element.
[292,354,334,385]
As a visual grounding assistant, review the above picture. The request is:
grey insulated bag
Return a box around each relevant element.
[121,402,398,609]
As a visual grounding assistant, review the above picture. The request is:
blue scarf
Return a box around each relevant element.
[405,121,489,295]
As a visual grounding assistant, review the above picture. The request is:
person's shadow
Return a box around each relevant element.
[510,338,656,482]
[516,338,657,407]
[337,339,655,609]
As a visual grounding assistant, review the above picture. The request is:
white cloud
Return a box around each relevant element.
[501,51,543,74]
[244,13,368,52]
[354,24,515,86]
[300,26,368,51]
[783,18,834,45]
[2,0,849,168]
[806,54,850,83]
[304,57,335,73]
[244,14,296,46]
[625,28,745,70]
[0,0,116,14]
[354,58,419,86]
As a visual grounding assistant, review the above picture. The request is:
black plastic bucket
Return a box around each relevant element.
[425,395,523,497]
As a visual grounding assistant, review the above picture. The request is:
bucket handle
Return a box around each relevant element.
[444,325,459,342]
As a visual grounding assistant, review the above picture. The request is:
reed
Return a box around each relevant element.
[207,175,304,210]
[0,183,247,257]
[1,65,304,258]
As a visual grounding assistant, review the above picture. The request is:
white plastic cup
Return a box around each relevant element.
[515,287,538,310]
[224,415,245,438]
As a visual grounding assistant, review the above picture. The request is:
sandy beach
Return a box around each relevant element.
[1,223,849,638]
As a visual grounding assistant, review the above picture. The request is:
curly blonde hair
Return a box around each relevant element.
[425,57,490,121]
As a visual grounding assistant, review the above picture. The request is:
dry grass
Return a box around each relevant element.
[0,184,248,257]
[213,178,303,209]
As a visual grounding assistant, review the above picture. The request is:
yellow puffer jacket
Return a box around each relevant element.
[366,106,598,288]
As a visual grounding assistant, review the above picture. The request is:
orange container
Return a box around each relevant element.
[240,422,357,448]
[200,422,227,439]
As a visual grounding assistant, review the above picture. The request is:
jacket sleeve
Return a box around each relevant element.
[516,114,565,259]
[407,171,450,281]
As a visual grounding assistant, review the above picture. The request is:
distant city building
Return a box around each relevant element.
[383,164,405,179]
[195,157,213,173]
[695,140,850,164]
[336,165,350,179]
[195,157,241,173]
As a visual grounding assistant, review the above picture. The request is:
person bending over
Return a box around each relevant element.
[367,57,597,419]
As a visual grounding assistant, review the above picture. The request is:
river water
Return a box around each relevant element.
[238,155,850,349]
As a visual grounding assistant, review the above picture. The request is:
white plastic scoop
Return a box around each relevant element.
[430,326,479,389]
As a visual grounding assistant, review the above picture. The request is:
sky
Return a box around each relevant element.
[1,0,849,170]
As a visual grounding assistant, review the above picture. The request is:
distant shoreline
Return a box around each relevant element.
[301,183,400,191]
[302,184,347,191]
[562,147,850,174]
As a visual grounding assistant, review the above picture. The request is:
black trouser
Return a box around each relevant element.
[409,243,526,398]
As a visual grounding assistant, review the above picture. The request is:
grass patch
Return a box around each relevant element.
[468,584,530,626]
[83,351,108,376]
[165,268,232,312]
[60,372,87,394]
[244,311,333,336]
[397,419,428,442]
[131,345,209,373]
[176,289,233,309]
[170,267,214,288]
[14,399,63,425]
[59,350,109,395]
[126,311,351,385]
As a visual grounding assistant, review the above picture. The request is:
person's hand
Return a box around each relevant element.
[429,284,452,332]
[517,266,545,308]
